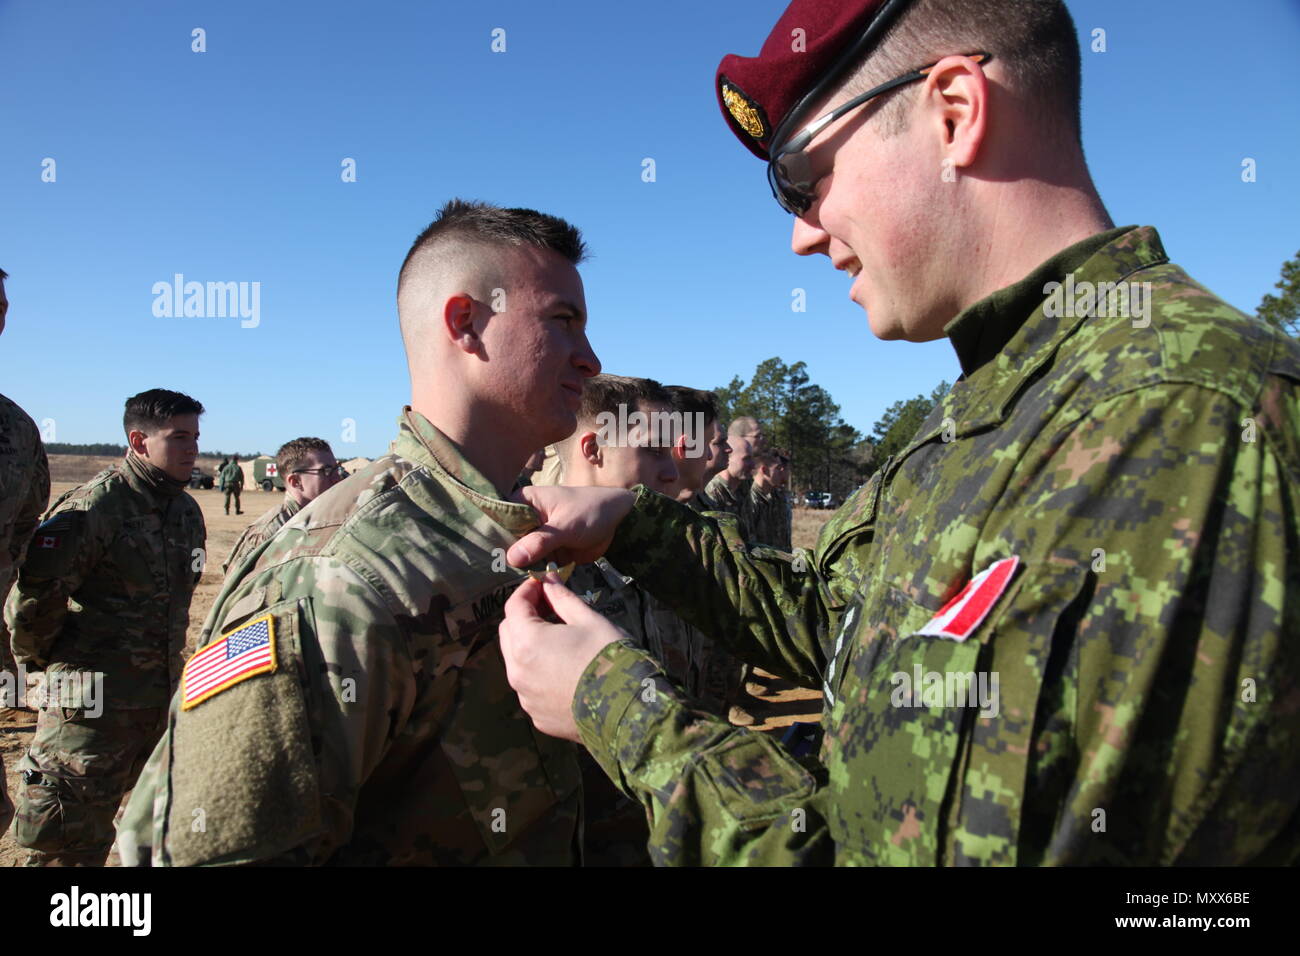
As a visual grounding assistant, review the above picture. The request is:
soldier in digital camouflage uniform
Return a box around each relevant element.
[499,0,1300,865]
[664,385,726,513]
[5,388,205,864]
[222,437,342,576]
[0,267,52,835]
[117,199,599,866]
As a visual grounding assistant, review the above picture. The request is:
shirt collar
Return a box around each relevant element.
[392,407,540,536]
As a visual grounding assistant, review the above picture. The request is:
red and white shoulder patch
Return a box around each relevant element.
[915,556,1020,642]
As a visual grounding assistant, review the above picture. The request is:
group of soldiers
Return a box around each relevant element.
[0,360,356,863]
[0,254,798,866]
[2,0,1298,868]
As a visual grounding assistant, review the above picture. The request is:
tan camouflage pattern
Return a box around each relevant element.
[118,408,582,866]
[572,227,1300,865]
[5,452,206,709]
[222,493,300,575]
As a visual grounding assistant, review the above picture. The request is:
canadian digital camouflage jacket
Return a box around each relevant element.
[572,227,1300,866]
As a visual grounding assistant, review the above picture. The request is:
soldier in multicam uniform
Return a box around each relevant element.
[499,0,1300,866]
[0,267,52,835]
[222,437,343,575]
[747,447,792,550]
[117,199,599,866]
[5,388,205,865]
[703,429,756,534]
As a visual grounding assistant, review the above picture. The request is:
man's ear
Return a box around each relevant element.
[127,429,149,456]
[924,54,989,171]
[443,293,479,353]
[578,431,602,466]
[672,431,690,463]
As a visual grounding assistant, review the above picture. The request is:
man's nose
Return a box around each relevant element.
[791,213,831,259]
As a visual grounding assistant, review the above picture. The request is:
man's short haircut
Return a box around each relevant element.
[665,386,720,428]
[277,437,334,479]
[837,0,1082,148]
[728,416,760,439]
[0,267,9,280]
[397,198,588,299]
[575,374,672,428]
[123,389,204,437]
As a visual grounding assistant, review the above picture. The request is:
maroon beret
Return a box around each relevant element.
[715,0,914,160]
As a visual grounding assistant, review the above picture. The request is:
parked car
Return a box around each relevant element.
[188,467,214,490]
[803,491,834,509]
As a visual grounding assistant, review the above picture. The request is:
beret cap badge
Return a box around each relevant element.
[720,78,768,141]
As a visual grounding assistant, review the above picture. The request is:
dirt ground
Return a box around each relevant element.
[1,464,829,865]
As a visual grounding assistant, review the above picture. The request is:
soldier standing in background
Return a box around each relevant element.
[664,385,725,511]
[118,199,598,866]
[499,0,1300,865]
[703,430,755,533]
[220,454,244,515]
[222,437,343,575]
[5,388,205,864]
[748,447,793,550]
[0,267,52,834]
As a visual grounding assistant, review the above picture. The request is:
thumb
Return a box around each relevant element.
[541,577,604,626]
[504,576,548,623]
[507,528,562,568]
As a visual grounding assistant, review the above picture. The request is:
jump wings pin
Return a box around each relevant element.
[181,613,278,709]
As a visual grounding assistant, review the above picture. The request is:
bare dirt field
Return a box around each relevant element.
[2,463,831,866]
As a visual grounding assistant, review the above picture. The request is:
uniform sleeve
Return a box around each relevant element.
[119,563,417,866]
[574,641,834,866]
[996,382,1300,864]
[604,490,842,688]
[6,440,49,571]
[4,503,108,668]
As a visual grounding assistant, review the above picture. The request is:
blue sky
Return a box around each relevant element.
[2,0,1297,458]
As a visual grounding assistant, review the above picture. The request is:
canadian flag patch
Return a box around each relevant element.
[38,535,59,549]
[914,556,1020,641]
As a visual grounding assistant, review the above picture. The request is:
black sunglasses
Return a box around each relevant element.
[767,52,992,215]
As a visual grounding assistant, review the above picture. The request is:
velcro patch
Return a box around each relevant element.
[914,556,1020,642]
[181,613,278,709]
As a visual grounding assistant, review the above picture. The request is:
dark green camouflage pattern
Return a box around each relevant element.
[573,227,1300,865]
[568,558,742,712]
[118,408,582,866]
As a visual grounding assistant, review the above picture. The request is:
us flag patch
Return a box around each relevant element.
[181,614,277,710]
[915,556,1020,642]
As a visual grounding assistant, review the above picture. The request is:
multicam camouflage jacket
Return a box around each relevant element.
[118,408,581,866]
[747,484,791,551]
[572,226,1300,866]
[0,394,50,657]
[0,395,50,592]
[703,473,752,538]
[568,559,741,713]
[4,453,205,709]
[222,493,300,575]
